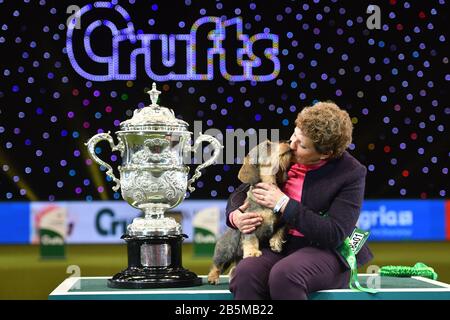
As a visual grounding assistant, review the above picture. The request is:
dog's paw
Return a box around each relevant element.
[269,238,283,252]
[207,272,220,285]
[207,266,221,285]
[243,249,262,258]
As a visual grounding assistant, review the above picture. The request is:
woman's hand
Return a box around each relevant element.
[252,183,286,210]
[232,201,263,234]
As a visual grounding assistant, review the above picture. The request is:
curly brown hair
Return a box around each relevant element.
[295,102,353,159]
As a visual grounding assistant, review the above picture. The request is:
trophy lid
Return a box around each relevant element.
[120,83,189,132]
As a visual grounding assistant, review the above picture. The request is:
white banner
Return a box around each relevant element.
[30,200,228,244]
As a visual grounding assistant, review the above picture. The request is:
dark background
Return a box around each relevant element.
[0,0,448,201]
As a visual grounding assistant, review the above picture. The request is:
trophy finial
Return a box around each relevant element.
[147,82,161,106]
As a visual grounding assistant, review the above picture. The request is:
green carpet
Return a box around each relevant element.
[1,242,449,299]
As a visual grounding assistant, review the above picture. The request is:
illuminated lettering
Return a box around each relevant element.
[66,2,280,81]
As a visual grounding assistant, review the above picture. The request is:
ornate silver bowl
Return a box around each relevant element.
[86,83,222,237]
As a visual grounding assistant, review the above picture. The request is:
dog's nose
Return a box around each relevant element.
[287,140,292,144]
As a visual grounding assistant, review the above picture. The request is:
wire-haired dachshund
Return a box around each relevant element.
[207,140,292,284]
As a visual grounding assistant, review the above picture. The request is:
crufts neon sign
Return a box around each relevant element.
[66,2,280,82]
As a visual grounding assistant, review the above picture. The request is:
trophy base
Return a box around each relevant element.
[108,267,202,289]
[107,233,202,289]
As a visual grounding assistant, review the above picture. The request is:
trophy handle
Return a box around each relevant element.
[85,131,124,191]
[187,133,223,193]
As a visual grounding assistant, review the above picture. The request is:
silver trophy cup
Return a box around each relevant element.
[85,83,222,288]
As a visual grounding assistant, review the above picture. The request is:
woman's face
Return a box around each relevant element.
[289,127,330,165]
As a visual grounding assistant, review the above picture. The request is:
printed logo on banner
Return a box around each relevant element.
[31,201,138,244]
[66,201,139,243]
[357,200,446,241]
[31,202,67,244]
[193,206,220,257]
[35,205,67,259]
[29,200,227,244]
[95,207,129,236]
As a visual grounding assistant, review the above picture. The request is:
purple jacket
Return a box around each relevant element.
[225,151,374,269]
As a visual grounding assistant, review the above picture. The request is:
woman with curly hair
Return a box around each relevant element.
[226,101,374,300]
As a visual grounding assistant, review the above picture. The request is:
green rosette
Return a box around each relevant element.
[380,262,438,280]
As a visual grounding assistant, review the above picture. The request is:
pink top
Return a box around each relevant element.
[281,160,327,236]
[229,160,328,232]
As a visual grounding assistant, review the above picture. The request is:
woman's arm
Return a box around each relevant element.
[281,166,367,248]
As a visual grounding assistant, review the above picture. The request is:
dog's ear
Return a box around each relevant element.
[276,143,293,184]
[238,155,260,184]
[256,140,272,165]
[279,151,291,173]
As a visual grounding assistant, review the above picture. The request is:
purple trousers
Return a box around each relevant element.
[229,245,351,300]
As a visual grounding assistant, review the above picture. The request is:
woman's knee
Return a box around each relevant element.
[269,262,306,287]
[233,257,262,278]
[230,257,273,299]
[230,257,263,286]
[268,262,308,299]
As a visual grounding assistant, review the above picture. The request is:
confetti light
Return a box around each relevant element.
[0,0,447,201]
